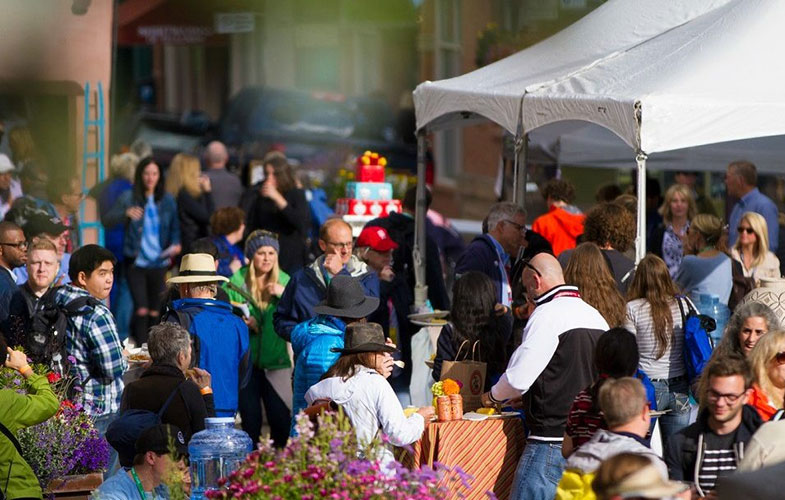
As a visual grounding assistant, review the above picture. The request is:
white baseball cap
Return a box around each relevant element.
[0,154,15,174]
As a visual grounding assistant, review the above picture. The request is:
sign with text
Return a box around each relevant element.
[215,12,255,34]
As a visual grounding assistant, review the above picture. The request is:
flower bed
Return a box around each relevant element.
[199,411,466,499]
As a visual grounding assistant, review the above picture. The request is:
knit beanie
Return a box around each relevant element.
[244,230,280,259]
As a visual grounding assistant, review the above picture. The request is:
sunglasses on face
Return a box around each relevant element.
[737,227,755,235]
[522,258,542,277]
[775,351,785,365]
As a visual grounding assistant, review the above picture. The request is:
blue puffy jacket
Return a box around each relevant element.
[289,315,345,433]
[164,298,250,417]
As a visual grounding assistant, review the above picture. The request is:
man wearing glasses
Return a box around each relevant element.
[665,355,763,498]
[0,221,27,322]
[455,202,527,308]
[274,218,379,342]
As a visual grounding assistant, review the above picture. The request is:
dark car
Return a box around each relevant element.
[121,111,210,169]
[218,87,418,175]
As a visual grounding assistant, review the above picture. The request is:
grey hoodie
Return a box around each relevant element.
[565,429,668,478]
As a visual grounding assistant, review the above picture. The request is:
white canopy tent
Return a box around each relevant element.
[529,120,785,173]
[410,0,785,305]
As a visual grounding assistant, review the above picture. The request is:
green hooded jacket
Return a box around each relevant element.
[225,266,291,370]
[0,373,59,500]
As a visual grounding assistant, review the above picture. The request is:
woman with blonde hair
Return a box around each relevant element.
[223,229,291,447]
[166,153,214,253]
[650,184,697,277]
[624,254,690,445]
[674,213,732,305]
[565,242,626,327]
[731,211,781,286]
[747,330,785,421]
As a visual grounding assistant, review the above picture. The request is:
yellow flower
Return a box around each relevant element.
[379,157,387,167]
[431,381,444,397]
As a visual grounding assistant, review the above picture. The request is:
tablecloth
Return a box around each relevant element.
[397,417,526,500]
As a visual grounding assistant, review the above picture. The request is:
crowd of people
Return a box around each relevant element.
[1,139,785,500]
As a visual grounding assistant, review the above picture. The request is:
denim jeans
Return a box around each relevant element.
[510,440,565,500]
[110,271,133,343]
[651,377,692,449]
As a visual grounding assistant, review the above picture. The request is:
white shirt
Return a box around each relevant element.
[305,366,425,473]
[491,289,609,402]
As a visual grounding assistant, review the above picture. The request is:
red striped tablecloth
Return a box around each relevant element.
[396,417,526,500]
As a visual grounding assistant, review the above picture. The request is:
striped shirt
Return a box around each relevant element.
[698,431,739,493]
[565,387,606,449]
[624,298,686,380]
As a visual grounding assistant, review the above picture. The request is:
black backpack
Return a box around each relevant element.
[25,292,98,368]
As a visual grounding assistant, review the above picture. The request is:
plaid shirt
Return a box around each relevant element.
[55,284,127,416]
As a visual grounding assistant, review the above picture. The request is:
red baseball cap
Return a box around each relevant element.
[356,226,398,252]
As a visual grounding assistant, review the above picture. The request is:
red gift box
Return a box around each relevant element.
[336,198,402,217]
[356,164,385,182]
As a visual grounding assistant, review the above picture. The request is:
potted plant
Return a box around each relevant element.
[0,355,110,496]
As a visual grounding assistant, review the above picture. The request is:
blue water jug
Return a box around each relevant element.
[695,293,730,346]
[189,417,253,499]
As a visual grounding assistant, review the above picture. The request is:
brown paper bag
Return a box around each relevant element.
[441,340,487,412]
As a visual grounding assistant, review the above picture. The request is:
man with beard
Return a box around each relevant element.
[665,355,762,498]
[0,221,27,322]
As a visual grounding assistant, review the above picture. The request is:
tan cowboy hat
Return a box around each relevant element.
[167,253,229,284]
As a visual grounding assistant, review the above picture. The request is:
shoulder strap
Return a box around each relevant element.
[158,380,187,418]
[0,421,22,457]
[676,295,687,327]
[224,281,261,312]
[62,296,99,316]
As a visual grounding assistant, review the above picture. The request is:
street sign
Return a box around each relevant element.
[215,13,255,34]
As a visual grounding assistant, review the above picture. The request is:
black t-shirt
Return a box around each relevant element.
[698,429,739,494]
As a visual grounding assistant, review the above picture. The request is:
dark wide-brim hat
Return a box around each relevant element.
[331,322,396,354]
[313,274,379,319]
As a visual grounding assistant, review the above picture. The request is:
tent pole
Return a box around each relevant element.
[635,152,648,263]
[413,131,429,309]
[513,135,525,205]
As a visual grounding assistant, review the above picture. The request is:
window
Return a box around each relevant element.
[434,0,462,181]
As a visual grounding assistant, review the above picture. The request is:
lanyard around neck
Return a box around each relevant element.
[130,467,147,500]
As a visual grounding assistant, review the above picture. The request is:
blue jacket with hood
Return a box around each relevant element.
[165,298,250,417]
[289,314,345,433]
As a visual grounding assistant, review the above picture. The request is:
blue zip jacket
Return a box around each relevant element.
[454,234,508,305]
[167,298,250,417]
[102,190,180,262]
[290,315,345,432]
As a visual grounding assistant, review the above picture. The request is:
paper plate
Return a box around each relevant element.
[411,319,449,327]
[408,310,450,321]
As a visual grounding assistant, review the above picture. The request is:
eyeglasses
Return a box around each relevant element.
[737,227,755,235]
[522,258,542,277]
[325,241,353,250]
[503,220,526,233]
[774,351,785,365]
[706,389,746,404]
[0,241,29,250]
